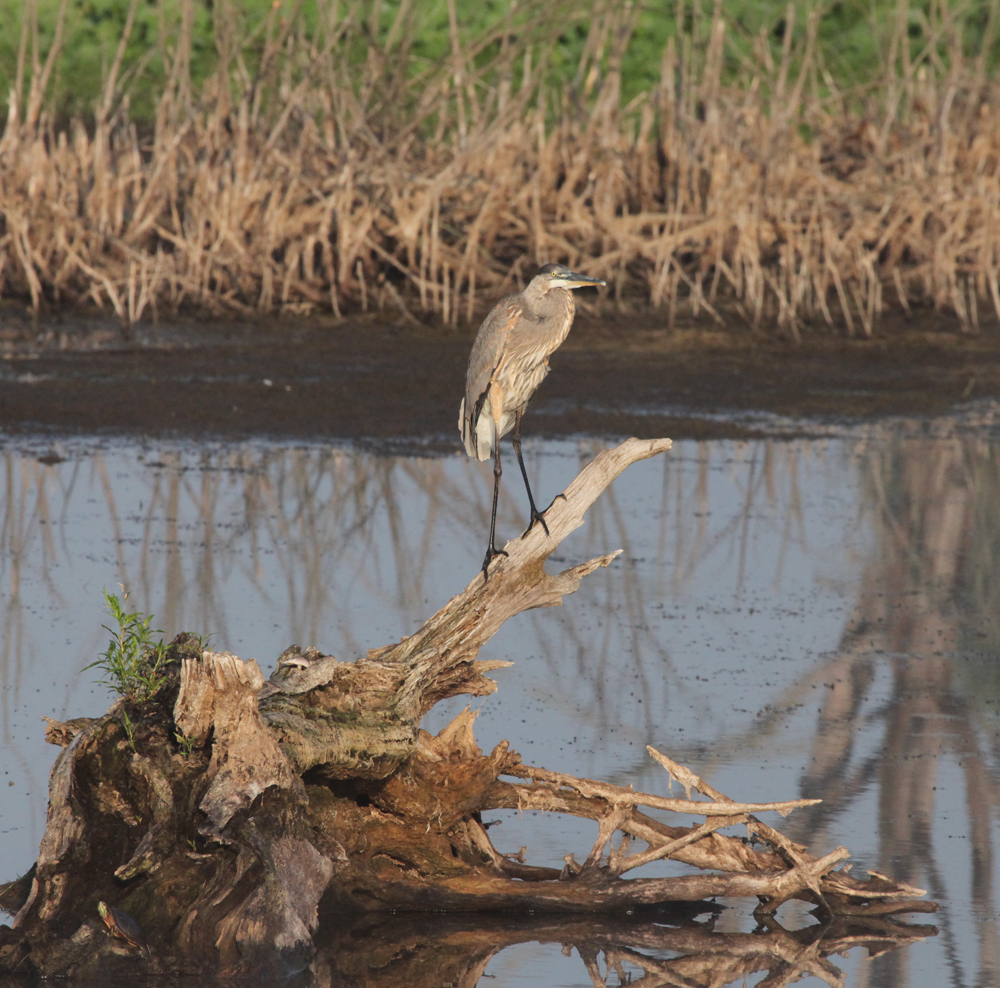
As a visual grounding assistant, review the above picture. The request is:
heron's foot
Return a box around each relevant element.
[521,508,550,538]
[481,544,509,582]
[520,493,566,539]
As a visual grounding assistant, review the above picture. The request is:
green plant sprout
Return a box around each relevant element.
[120,708,137,749]
[85,585,168,707]
[173,731,201,757]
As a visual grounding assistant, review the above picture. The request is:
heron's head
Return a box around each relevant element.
[535,263,606,291]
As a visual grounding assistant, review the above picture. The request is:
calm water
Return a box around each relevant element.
[2,407,1000,986]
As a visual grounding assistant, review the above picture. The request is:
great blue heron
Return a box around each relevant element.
[459,262,606,579]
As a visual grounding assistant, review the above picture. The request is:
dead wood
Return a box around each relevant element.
[0,438,934,981]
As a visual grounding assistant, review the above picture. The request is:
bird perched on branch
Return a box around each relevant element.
[459,263,606,580]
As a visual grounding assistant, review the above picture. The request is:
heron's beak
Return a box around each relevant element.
[558,271,606,289]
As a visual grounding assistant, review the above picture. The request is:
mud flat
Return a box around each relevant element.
[1,311,998,443]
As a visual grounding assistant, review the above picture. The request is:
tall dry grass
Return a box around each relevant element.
[1,0,999,336]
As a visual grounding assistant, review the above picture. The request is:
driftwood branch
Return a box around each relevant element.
[0,437,935,981]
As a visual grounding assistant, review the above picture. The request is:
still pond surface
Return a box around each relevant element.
[2,405,1000,986]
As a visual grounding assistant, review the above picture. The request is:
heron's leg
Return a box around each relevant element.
[512,408,564,538]
[482,436,508,581]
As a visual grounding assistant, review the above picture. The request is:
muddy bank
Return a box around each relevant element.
[1,310,999,445]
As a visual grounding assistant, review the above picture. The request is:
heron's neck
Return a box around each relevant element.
[524,285,574,323]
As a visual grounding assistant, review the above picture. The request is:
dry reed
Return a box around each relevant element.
[1,0,999,336]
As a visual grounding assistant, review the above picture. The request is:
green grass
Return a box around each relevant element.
[3,0,995,131]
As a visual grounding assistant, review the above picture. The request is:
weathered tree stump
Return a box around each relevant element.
[0,439,934,980]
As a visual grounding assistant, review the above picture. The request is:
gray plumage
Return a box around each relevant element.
[459,263,605,579]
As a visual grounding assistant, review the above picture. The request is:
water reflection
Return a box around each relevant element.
[315,910,935,988]
[808,432,1000,988]
[1,416,998,987]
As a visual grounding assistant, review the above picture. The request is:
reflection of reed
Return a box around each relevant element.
[0,435,839,748]
[691,425,1000,988]
[1,453,80,700]
[521,437,838,750]
[846,431,999,988]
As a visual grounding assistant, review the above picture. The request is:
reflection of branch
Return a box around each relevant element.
[318,909,938,988]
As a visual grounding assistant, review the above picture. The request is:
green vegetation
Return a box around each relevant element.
[85,586,168,707]
[173,730,201,756]
[2,1,995,130]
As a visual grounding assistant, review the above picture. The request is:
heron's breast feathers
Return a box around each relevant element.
[496,347,551,404]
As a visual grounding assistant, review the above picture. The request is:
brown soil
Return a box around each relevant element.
[1,308,998,446]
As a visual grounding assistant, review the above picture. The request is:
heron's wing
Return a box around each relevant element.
[461,294,525,458]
